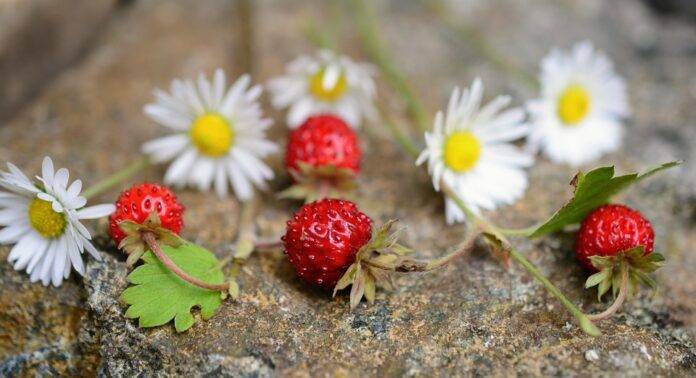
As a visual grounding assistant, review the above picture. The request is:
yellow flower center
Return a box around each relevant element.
[189,113,234,157]
[28,198,66,239]
[557,84,590,125]
[443,131,482,172]
[309,68,347,102]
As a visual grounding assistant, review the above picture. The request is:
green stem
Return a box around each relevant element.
[379,105,421,159]
[587,263,628,322]
[143,232,230,292]
[497,225,538,238]
[348,0,431,133]
[82,156,150,200]
[232,199,258,260]
[507,246,600,336]
[441,181,600,336]
[418,0,539,90]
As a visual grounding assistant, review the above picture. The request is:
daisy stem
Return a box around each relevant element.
[496,225,538,238]
[232,199,258,261]
[82,156,150,200]
[143,232,230,292]
[379,104,421,158]
[417,0,539,90]
[441,182,601,336]
[348,0,431,134]
[587,262,628,322]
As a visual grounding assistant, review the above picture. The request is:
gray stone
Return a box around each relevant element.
[0,0,695,376]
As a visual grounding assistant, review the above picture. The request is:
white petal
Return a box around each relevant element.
[0,223,30,243]
[76,204,116,219]
[66,179,83,198]
[214,162,228,198]
[40,241,57,286]
[164,149,198,186]
[41,157,55,190]
[227,160,254,201]
[53,168,69,190]
[52,237,68,286]
[142,134,190,163]
[82,238,102,261]
[0,208,26,225]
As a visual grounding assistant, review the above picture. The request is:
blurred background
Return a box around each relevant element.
[0,0,694,376]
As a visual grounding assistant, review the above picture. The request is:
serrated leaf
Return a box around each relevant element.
[120,243,225,332]
[530,162,679,238]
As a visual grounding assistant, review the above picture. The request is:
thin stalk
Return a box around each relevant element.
[418,0,539,90]
[303,22,336,50]
[378,104,421,159]
[143,232,229,292]
[82,156,150,200]
[587,265,628,322]
[233,199,258,260]
[363,228,478,272]
[441,181,600,336]
[348,0,431,133]
[497,225,539,238]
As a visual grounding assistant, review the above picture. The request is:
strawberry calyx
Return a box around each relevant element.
[584,246,665,321]
[117,211,185,266]
[333,220,477,309]
[279,161,358,202]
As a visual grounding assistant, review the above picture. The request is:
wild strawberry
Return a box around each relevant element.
[285,114,361,175]
[108,183,184,245]
[282,198,372,289]
[575,204,654,271]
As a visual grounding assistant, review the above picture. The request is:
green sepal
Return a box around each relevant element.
[120,243,225,332]
[531,162,679,238]
[333,219,412,309]
[278,162,358,202]
[117,211,185,266]
[584,246,665,302]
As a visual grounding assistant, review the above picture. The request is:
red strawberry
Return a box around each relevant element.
[108,183,185,245]
[282,198,373,289]
[575,204,654,271]
[285,114,361,175]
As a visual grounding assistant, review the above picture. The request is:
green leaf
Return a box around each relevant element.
[530,162,679,238]
[120,243,225,332]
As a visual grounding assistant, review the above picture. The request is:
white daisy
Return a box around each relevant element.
[416,79,534,224]
[0,157,115,287]
[527,41,629,166]
[142,69,278,200]
[268,49,377,129]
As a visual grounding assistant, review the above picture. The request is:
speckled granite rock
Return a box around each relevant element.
[0,0,695,376]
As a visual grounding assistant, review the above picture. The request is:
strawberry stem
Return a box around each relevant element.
[441,182,601,336]
[587,263,629,322]
[83,156,150,199]
[142,232,230,292]
[364,229,478,272]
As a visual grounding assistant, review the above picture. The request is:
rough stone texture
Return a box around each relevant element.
[0,0,695,376]
[0,0,117,122]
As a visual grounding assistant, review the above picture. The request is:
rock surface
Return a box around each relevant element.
[0,0,695,376]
